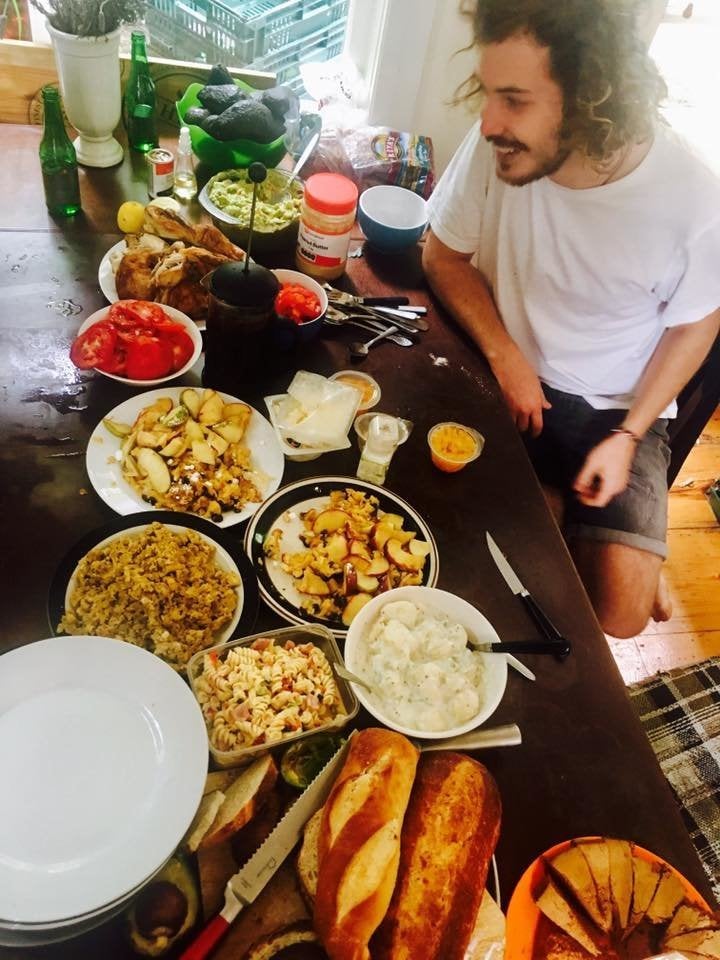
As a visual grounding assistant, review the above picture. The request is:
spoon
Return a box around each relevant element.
[268,131,320,204]
[333,663,373,693]
[324,315,414,347]
[349,324,401,360]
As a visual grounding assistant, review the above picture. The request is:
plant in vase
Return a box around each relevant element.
[30,0,146,168]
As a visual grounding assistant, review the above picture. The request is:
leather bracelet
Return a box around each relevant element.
[609,426,640,443]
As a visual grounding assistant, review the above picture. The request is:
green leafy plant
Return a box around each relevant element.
[30,0,146,36]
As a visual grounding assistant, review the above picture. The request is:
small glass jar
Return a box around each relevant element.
[295,173,358,281]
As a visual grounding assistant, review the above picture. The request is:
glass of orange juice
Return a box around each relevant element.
[427,422,484,473]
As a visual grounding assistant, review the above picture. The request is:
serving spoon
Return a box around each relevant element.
[267,131,320,204]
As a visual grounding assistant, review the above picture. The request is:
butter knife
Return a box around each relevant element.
[486,532,571,659]
[178,735,354,960]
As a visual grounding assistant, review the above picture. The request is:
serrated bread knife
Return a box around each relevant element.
[179,734,355,960]
[485,532,571,660]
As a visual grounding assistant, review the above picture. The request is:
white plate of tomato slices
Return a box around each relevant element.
[71,300,202,386]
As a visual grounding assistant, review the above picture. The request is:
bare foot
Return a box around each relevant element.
[651,572,672,622]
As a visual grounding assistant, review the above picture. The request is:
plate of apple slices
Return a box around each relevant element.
[244,477,439,637]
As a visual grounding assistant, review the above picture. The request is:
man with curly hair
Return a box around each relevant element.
[424,0,720,638]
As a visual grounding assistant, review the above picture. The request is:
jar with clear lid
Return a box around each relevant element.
[295,173,358,281]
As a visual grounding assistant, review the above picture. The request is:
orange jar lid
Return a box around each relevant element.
[304,173,358,216]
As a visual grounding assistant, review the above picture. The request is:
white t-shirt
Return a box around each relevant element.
[428,122,720,417]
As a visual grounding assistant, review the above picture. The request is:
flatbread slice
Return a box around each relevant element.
[547,847,604,931]
[666,902,720,938]
[606,838,634,932]
[665,928,720,956]
[536,878,602,956]
[645,866,686,925]
[577,840,613,933]
[627,856,661,932]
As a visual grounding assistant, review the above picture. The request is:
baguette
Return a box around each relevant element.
[371,752,501,960]
[200,754,278,848]
[314,728,418,960]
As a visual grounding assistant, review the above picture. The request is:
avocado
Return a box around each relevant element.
[126,855,199,957]
[184,106,210,127]
[202,99,282,143]
[197,82,244,115]
[206,63,235,87]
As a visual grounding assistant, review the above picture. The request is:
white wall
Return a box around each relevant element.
[362,0,478,176]
[409,3,478,174]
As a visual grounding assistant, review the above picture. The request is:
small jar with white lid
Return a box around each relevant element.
[295,173,358,281]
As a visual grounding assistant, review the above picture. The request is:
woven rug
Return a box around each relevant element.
[628,658,720,902]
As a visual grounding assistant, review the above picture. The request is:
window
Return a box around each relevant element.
[144,0,351,95]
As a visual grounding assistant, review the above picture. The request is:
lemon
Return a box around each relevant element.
[117,200,146,234]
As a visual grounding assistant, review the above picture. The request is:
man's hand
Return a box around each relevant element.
[492,347,551,436]
[573,433,637,507]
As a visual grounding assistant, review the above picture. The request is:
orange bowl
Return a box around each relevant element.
[505,836,712,960]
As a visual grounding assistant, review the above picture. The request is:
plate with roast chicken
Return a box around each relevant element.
[98,202,246,328]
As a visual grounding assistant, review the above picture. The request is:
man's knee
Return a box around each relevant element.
[595,601,650,639]
[570,539,662,639]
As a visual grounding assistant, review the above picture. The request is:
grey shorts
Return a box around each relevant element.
[523,384,671,559]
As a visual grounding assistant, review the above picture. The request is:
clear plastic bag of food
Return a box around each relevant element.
[270,371,360,449]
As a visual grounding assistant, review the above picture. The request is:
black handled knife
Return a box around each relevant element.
[485,532,571,659]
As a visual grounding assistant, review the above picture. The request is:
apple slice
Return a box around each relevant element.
[365,554,390,577]
[214,420,244,444]
[136,448,171,494]
[349,540,372,561]
[205,430,229,456]
[409,540,431,558]
[342,562,358,596]
[199,391,225,425]
[326,533,349,563]
[356,573,379,594]
[386,538,425,572]
[342,593,373,626]
[313,510,351,534]
[371,521,396,552]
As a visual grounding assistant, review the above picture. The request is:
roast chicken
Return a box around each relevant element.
[113,206,246,323]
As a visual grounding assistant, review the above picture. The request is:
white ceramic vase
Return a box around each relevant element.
[47,24,124,168]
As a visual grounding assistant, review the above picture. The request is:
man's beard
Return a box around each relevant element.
[487,135,570,186]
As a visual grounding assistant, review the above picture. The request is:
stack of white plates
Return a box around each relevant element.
[0,636,208,947]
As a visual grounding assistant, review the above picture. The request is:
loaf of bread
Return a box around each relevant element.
[371,752,501,960]
[313,728,419,960]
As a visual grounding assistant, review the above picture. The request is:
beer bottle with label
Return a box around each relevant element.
[125,32,157,153]
[39,86,81,217]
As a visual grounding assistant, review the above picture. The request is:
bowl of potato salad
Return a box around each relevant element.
[199,168,304,255]
[344,586,508,739]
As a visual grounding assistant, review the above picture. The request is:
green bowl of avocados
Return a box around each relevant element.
[177,82,287,173]
[199,167,304,255]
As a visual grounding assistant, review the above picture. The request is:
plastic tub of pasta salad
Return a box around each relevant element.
[187,624,359,768]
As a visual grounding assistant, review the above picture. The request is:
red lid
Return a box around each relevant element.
[304,173,358,216]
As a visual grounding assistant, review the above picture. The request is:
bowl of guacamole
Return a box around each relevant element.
[199,168,304,258]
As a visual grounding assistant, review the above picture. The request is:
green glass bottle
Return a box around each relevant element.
[125,32,158,153]
[39,86,81,217]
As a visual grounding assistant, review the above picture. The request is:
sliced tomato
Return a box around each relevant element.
[96,343,127,375]
[274,284,321,325]
[109,300,169,331]
[70,321,118,370]
[124,335,173,380]
[163,326,195,372]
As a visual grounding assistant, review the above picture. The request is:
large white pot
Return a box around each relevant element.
[47,24,124,168]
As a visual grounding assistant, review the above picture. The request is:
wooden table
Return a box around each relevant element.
[0,123,714,958]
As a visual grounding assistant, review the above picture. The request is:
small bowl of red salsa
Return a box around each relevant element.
[70,301,202,386]
[271,269,328,346]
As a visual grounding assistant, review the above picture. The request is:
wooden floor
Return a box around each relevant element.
[608,407,720,684]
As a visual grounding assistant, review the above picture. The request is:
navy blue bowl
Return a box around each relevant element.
[358,185,428,253]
